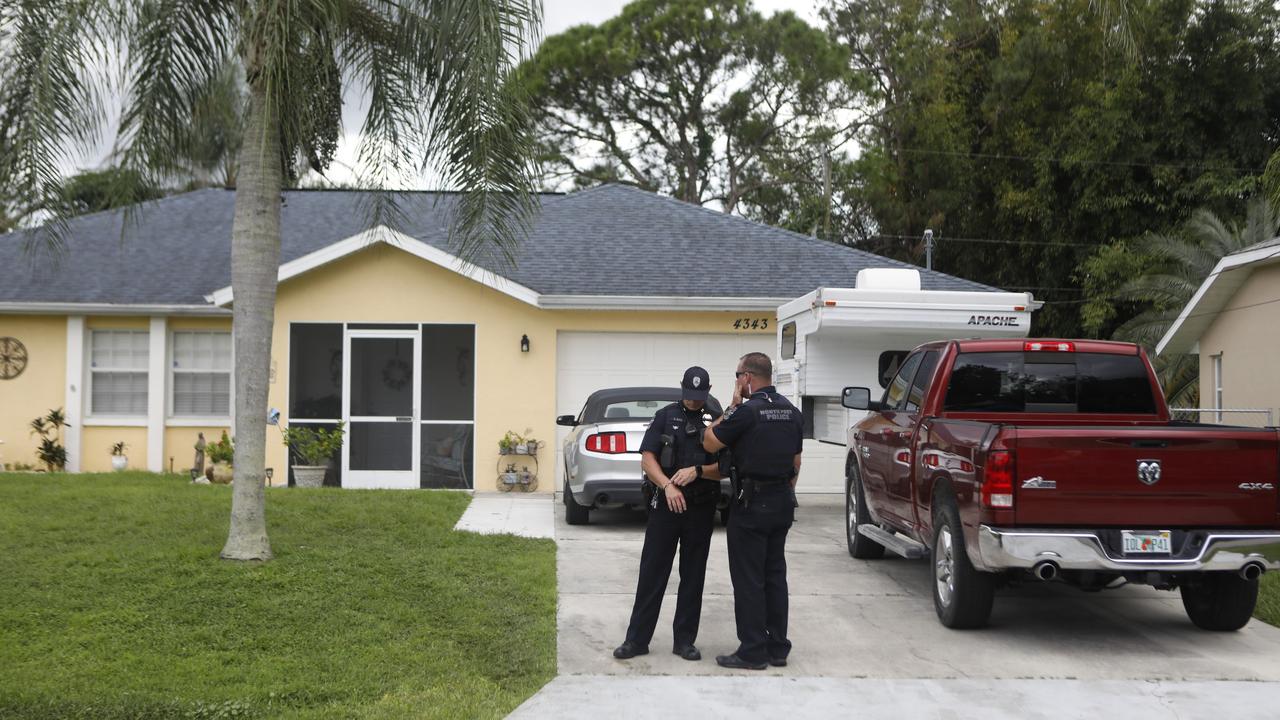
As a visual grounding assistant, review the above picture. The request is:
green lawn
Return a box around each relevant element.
[0,473,556,720]
[1256,574,1280,628]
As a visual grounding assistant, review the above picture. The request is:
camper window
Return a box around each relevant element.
[781,322,797,359]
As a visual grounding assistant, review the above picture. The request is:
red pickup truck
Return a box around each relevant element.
[840,338,1280,630]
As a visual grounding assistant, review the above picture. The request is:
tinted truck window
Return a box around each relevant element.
[944,352,1157,414]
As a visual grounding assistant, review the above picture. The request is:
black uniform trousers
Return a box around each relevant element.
[623,494,716,649]
[726,482,794,663]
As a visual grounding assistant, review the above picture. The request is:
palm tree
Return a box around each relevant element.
[1,1,541,561]
[1114,197,1280,405]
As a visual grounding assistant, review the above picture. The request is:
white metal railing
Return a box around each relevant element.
[1169,408,1275,427]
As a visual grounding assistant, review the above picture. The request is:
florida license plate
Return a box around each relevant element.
[1122,530,1172,554]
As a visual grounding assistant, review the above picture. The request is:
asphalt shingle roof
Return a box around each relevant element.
[0,184,995,306]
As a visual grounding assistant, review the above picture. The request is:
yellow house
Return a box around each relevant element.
[1157,235,1280,427]
[0,184,998,490]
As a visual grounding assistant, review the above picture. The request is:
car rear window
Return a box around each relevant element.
[943,352,1157,414]
[598,400,666,421]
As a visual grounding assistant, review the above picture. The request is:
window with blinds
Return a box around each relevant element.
[90,330,149,415]
[171,331,231,416]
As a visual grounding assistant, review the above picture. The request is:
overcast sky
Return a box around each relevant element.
[544,0,820,35]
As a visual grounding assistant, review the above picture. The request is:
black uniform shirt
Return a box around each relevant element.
[711,386,803,480]
[640,402,717,476]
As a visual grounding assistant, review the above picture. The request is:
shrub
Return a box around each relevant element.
[206,431,234,465]
[29,408,68,472]
[281,423,345,466]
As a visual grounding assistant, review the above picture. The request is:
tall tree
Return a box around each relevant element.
[521,0,855,215]
[1086,197,1280,404]
[827,0,1280,337]
[1,1,540,561]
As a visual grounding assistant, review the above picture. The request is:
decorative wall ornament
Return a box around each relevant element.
[381,357,412,391]
[0,337,28,380]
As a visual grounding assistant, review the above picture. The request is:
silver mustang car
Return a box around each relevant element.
[558,387,729,525]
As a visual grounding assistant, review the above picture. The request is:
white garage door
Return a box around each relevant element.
[554,331,845,493]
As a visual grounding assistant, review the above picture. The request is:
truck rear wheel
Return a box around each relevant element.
[564,476,590,525]
[846,465,884,559]
[931,499,995,629]
[1180,573,1258,631]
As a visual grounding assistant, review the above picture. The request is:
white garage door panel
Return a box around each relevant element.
[555,332,845,493]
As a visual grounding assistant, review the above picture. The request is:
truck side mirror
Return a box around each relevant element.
[842,387,874,410]
[556,415,578,427]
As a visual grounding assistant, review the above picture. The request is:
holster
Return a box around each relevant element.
[658,434,675,469]
[641,473,656,509]
[740,476,757,509]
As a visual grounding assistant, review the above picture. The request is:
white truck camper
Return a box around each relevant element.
[775,269,1040,474]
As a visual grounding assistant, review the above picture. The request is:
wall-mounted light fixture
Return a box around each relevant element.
[520,334,531,353]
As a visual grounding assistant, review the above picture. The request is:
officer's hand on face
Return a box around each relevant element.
[664,482,687,513]
[670,466,697,487]
[731,383,745,407]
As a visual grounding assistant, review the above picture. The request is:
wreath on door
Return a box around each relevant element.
[381,358,412,391]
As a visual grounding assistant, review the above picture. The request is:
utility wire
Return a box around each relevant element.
[870,233,1097,247]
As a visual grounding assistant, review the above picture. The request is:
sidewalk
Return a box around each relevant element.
[453,492,554,539]
[510,676,1278,719]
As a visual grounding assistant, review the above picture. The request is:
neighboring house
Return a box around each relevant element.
[0,184,999,492]
[1157,236,1280,427]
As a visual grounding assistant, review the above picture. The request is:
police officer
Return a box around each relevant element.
[614,366,723,662]
[702,352,803,670]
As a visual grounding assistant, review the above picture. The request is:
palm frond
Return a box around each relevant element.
[0,0,111,257]
[117,0,240,186]
[401,0,542,266]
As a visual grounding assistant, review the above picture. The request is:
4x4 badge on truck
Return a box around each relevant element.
[1022,476,1056,489]
[1137,459,1162,485]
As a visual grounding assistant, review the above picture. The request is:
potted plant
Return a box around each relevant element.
[110,441,128,471]
[282,422,345,488]
[498,430,520,455]
[205,431,234,484]
[499,463,520,490]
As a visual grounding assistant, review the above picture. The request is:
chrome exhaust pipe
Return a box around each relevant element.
[1033,561,1059,582]
[1240,563,1265,581]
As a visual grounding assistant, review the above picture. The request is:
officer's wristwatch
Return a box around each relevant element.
[694,464,703,480]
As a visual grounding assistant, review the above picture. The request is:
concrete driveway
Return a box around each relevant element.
[555,494,1280,681]
[510,494,1280,718]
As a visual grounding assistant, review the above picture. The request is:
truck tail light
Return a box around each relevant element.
[585,432,628,454]
[982,450,1014,509]
[1024,341,1074,352]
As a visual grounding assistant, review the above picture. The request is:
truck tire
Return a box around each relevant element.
[846,465,885,559]
[1180,573,1258,631]
[564,476,590,525]
[931,498,995,629]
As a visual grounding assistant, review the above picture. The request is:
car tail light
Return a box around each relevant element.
[1024,341,1074,352]
[586,432,628,454]
[982,450,1014,509]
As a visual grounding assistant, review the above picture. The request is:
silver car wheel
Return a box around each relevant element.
[935,525,955,608]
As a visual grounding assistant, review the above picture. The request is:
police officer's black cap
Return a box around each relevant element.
[681,366,711,402]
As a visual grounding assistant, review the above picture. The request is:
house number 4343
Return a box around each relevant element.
[732,318,770,330]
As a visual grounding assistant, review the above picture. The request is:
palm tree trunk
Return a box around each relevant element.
[221,81,281,561]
